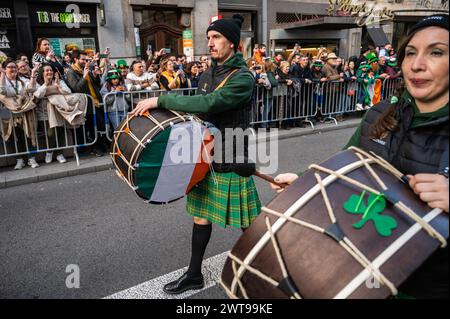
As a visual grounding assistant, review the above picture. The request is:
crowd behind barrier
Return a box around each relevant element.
[1,38,403,169]
[0,94,98,166]
[0,77,403,167]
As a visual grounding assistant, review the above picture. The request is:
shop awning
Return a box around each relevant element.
[367,26,390,47]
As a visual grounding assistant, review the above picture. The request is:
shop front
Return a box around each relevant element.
[134,7,193,60]
[0,0,16,58]
[27,2,99,57]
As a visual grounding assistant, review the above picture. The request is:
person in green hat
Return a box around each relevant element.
[356,62,373,110]
[100,69,130,130]
[116,59,129,78]
[385,57,402,79]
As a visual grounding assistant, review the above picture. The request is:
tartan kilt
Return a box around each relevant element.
[187,172,262,228]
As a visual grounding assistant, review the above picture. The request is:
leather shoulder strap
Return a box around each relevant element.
[214,69,240,91]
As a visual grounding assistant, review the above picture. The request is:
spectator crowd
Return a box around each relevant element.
[0,37,402,170]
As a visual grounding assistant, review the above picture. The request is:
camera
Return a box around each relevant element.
[254,65,262,71]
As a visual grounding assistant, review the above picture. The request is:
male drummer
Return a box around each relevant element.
[131,14,261,294]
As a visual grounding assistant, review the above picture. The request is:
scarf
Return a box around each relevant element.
[161,71,180,90]
[72,63,100,107]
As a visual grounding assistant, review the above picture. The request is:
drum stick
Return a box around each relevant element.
[254,170,289,189]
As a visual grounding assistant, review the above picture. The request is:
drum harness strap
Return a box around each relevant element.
[223,147,447,299]
[192,68,241,187]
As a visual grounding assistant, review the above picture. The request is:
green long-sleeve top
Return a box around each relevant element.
[157,53,254,115]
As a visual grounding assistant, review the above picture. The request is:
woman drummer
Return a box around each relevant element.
[272,15,449,298]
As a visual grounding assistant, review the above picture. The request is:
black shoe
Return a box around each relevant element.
[163,272,204,295]
[90,148,104,157]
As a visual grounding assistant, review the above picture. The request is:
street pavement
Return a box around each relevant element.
[0,126,356,299]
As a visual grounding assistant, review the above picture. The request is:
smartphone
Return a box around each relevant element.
[147,44,153,52]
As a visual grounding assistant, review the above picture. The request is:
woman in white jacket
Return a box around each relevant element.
[34,63,72,164]
[0,58,39,169]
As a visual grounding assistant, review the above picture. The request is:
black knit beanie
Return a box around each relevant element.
[408,14,449,36]
[206,14,244,50]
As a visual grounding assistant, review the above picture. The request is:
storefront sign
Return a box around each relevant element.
[29,3,97,28]
[0,29,14,50]
[327,0,395,27]
[182,29,194,61]
[0,1,15,25]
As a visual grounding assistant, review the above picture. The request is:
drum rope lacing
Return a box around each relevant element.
[223,147,447,299]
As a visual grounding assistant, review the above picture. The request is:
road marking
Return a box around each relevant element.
[104,251,229,299]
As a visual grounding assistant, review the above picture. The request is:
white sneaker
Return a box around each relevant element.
[28,157,40,169]
[56,154,67,164]
[14,159,25,170]
[45,152,53,164]
[356,104,364,111]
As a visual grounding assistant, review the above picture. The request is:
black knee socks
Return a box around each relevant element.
[186,223,212,277]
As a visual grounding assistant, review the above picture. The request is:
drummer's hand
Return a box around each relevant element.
[131,97,159,116]
[408,174,449,213]
[271,173,299,193]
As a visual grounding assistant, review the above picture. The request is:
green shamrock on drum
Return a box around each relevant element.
[344,191,398,237]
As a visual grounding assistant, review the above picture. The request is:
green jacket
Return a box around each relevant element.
[157,52,254,115]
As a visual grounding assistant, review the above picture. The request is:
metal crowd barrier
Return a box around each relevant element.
[0,94,98,166]
[251,81,319,128]
[382,77,403,100]
[100,77,404,141]
[251,77,403,126]
[101,88,197,142]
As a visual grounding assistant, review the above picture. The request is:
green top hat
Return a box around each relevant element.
[367,52,378,64]
[117,59,129,69]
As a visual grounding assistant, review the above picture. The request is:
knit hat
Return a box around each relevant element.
[408,14,449,36]
[117,59,129,69]
[206,14,244,50]
[367,52,378,64]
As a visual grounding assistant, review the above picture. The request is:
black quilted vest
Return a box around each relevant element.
[360,100,449,175]
[197,65,255,168]
[360,99,449,298]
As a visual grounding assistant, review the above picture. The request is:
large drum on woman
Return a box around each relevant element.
[221,147,448,299]
[112,109,214,204]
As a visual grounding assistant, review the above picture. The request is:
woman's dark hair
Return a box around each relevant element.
[185,62,198,76]
[370,31,416,140]
[106,76,123,91]
[2,57,16,69]
[37,63,55,85]
[35,38,50,54]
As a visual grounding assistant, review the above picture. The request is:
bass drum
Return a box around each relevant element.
[221,147,448,299]
[112,109,214,204]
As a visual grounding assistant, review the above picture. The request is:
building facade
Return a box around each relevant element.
[0,0,447,64]
[268,0,448,60]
